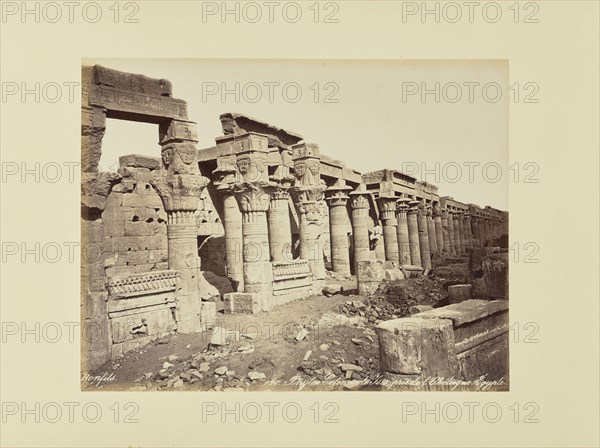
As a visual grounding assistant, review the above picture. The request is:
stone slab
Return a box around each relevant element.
[415,299,508,326]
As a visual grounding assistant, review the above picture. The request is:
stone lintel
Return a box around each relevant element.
[220,112,303,149]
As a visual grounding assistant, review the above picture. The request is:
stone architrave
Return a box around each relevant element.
[433,203,444,255]
[417,201,432,270]
[325,179,352,276]
[395,198,411,265]
[426,204,438,256]
[406,200,422,267]
[350,185,372,271]
[377,194,400,263]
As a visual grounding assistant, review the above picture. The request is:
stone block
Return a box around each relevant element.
[385,268,405,281]
[356,260,386,296]
[448,284,472,304]
[223,292,260,314]
[401,264,423,278]
[103,221,125,237]
[200,302,217,331]
[376,317,456,377]
[322,284,342,297]
[119,154,161,171]
[125,221,166,237]
[409,305,434,316]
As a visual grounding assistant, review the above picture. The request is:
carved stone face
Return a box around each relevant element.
[308,161,320,177]
[237,157,251,174]
[162,148,173,167]
[177,144,196,165]
[294,162,306,178]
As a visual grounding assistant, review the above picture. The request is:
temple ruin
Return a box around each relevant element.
[81,65,509,384]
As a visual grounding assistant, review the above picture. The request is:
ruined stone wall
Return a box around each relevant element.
[102,157,168,279]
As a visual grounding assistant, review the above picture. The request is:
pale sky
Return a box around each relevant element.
[86,58,508,210]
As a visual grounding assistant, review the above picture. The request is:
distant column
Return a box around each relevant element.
[447,210,456,256]
[350,185,372,268]
[417,201,432,269]
[267,187,293,262]
[396,198,411,265]
[453,212,462,255]
[426,205,438,256]
[406,200,421,267]
[325,179,352,277]
[433,203,444,255]
[377,195,400,263]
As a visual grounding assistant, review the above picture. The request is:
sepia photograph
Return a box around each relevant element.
[81,59,509,392]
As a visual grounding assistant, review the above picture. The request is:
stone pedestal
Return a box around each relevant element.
[268,188,293,263]
[433,204,444,256]
[350,185,372,275]
[377,195,400,263]
[417,202,432,270]
[325,179,352,277]
[426,205,438,256]
[396,199,411,265]
[406,201,422,267]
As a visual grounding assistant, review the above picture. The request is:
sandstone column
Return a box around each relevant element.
[230,132,276,312]
[396,198,411,265]
[426,205,438,256]
[406,200,421,266]
[350,184,372,269]
[433,203,444,255]
[377,194,400,263]
[441,207,451,255]
[447,210,456,256]
[417,201,432,269]
[290,143,326,288]
[268,187,293,262]
[464,212,473,252]
[453,211,462,255]
[458,211,467,255]
[325,179,352,276]
[153,119,209,334]
[213,159,244,292]
[471,213,481,249]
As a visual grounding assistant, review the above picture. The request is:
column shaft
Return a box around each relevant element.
[417,208,432,269]
[407,208,421,266]
[223,193,244,291]
[328,200,351,276]
[396,208,411,265]
[267,192,292,263]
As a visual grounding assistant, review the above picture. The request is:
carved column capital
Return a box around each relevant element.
[232,181,276,217]
[377,195,398,220]
[325,178,352,208]
[152,173,209,219]
[81,172,121,214]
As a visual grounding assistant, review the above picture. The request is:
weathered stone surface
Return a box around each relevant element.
[448,284,472,304]
[220,112,303,149]
[200,301,216,331]
[322,284,342,297]
[376,317,456,377]
[385,268,405,281]
[199,271,234,300]
[119,154,161,171]
[223,292,260,314]
[416,299,508,326]
[401,264,423,278]
[356,260,386,296]
[409,305,434,315]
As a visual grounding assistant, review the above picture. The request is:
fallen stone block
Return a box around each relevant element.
[223,292,260,314]
[322,284,342,297]
[448,284,472,304]
[409,305,434,316]
[376,317,456,377]
[200,301,216,331]
[356,260,386,295]
[401,264,424,278]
